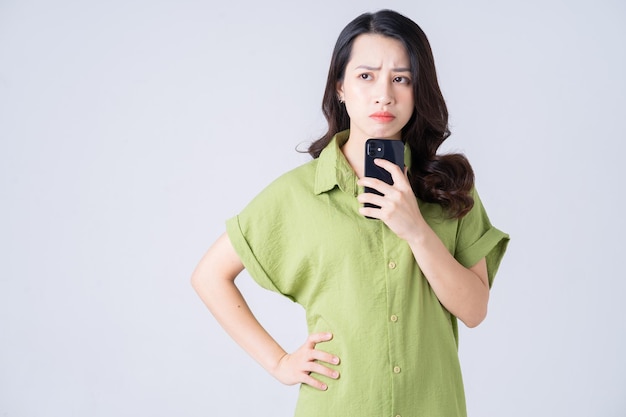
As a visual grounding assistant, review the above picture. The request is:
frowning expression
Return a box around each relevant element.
[337,34,415,142]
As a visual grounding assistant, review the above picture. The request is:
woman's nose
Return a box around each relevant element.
[374,80,393,105]
[376,95,393,105]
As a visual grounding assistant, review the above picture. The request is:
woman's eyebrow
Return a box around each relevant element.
[354,64,411,72]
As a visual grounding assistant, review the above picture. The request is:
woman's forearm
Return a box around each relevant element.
[407,223,489,328]
[192,233,340,390]
[191,233,287,374]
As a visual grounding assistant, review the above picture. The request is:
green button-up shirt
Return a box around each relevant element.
[226,130,509,417]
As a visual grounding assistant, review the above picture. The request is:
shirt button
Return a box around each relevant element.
[388,261,397,269]
[393,366,401,374]
[390,314,398,322]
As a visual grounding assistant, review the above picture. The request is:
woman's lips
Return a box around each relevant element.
[369,111,395,122]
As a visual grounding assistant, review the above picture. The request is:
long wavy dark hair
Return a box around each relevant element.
[308,9,474,218]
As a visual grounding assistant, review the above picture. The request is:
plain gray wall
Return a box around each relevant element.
[1,0,625,416]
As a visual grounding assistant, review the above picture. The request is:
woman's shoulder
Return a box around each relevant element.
[235,158,319,220]
[243,158,319,208]
[264,158,318,191]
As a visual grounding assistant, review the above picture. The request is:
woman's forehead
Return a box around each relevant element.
[347,34,410,69]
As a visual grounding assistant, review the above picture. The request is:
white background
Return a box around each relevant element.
[1,0,625,416]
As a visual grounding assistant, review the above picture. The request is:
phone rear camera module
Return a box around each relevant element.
[367,141,385,158]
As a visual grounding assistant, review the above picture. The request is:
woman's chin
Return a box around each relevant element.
[369,129,402,140]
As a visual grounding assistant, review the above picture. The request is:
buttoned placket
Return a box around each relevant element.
[382,222,407,417]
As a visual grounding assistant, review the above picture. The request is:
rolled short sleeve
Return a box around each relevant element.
[225,176,296,299]
[224,163,320,302]
[226,213,286,296]
[454,188,509,287]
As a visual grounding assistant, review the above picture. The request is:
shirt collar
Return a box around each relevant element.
[314,130,359,196]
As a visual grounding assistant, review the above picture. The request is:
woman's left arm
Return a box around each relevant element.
[357,158,489,328]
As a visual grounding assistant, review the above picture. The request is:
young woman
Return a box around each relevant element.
[192,9,509,417]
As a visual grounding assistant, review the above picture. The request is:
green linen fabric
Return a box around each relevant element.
[226,130,509,417]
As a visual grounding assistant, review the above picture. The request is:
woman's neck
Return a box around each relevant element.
[340,133,367,179]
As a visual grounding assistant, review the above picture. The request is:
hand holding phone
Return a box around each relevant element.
[363,138,405,211]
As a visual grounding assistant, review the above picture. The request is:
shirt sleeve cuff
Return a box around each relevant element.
[225,215,290,298]
[455,227,510,287]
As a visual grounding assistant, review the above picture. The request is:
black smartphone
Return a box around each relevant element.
[364,138,405,211]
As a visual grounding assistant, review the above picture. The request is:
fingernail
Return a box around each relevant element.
[321,384,328,391]
[333,357,339,364]
[332,371,339,378]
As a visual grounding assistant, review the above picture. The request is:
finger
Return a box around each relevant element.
[307,362,340,380]
[305,332,333,348]
[302,374,329,391]
[359,205,382,219]
[374,158,403,175]
[357,192,386,208]
[311,349,340,366]
[358,177,393,195]
[374,158,409,188]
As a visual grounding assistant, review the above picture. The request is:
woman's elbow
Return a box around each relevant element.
[461,305,488,328]
[190,269,204,293]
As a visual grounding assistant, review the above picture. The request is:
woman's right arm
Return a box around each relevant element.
[191,232,340,390]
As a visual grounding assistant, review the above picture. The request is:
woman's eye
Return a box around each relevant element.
[394,76,410,84]
[360,73,372,80]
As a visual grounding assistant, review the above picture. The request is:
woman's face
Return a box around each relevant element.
[337,34,414,143]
